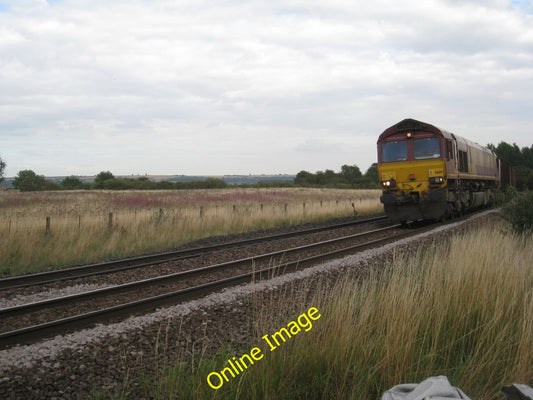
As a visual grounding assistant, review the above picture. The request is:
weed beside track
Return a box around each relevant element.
[145,217,533,400]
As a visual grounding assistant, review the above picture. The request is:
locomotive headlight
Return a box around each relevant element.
[429,176,444,184]
[382,179,396,188]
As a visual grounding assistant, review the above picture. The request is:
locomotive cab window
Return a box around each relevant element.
[446,139,454,160]
[381,141,407,162]
[414,138,441,159]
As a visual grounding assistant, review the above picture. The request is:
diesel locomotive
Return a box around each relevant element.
[377,118,514,223]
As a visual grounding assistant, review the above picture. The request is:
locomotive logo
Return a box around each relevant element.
[428,169,443,177]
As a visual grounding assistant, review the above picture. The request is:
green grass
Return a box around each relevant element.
[130,223,533,400]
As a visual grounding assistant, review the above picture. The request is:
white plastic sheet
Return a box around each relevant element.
[381,376,472,400]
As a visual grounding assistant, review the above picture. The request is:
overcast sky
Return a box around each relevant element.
[1,0,532,177]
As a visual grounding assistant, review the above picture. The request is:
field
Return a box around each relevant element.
[4,189,530,400]
[140,222,533,400]
[0,188,381,275]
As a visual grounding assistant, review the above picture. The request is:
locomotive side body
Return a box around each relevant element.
[377,118,499,223]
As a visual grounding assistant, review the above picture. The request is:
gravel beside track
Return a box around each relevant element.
[0,284,114,310]
[0,210,499,399]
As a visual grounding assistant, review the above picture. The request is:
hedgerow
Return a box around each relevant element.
[502,189,533,235]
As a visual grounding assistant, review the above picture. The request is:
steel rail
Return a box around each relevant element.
[0,224,399,318]
[0,224,409,349]
[0,215,388,290]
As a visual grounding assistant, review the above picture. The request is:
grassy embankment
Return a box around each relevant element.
[135,223,532,400]
[0,188,381,275]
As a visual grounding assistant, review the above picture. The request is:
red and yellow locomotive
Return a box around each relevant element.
[377,118,512,223]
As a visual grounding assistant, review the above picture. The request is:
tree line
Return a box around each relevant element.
[6,170,231,191]
[0,165,378,192]
[1,139,531,191]
[294,164,379,188]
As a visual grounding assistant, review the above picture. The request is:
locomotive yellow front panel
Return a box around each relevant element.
[379,159,447,197]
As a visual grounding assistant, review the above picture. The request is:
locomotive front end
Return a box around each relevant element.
[377,119,448,223]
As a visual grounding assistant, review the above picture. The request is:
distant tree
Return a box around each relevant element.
[203,178,228,188]
[92,171,116,189]
[315,170,336,186]
[295,165,376,187]
[134,176,153,190]
[95,171,115,184]
[340,164,363,186]
[44,180,62,190]
[12,169,47,191]
[323,169,337,180]
[61,176,85,190]
[155,180,175,190]
[99,178,130,190]
[522,146,533,169]
[294,170,314,186]
[364,163,379,182]
[487,142,522,165]
[0,156,6,183]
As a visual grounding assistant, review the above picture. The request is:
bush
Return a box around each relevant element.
[95,171,115,184]
[294,164,379,188]
[502,190,533,235]
[61,176,86,190]
[0,156,6,183]
[493,185,518,206]
[12,169,47,191]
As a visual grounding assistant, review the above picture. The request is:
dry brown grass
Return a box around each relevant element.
[244,224,533,400]
[0,188,381,274]
[152,222,532,400]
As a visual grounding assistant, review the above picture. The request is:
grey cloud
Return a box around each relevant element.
[0,0,531,176]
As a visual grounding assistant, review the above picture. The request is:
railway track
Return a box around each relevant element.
[0,215,428,349]
[0,215,388,291]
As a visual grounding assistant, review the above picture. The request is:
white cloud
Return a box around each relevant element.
[0,0,532,176]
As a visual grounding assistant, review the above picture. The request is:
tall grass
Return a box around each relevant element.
[0,188,381,274]
[148,224,533,400]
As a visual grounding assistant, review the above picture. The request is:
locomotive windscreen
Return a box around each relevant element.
[414,138,441,159]
[381,141,407,162]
